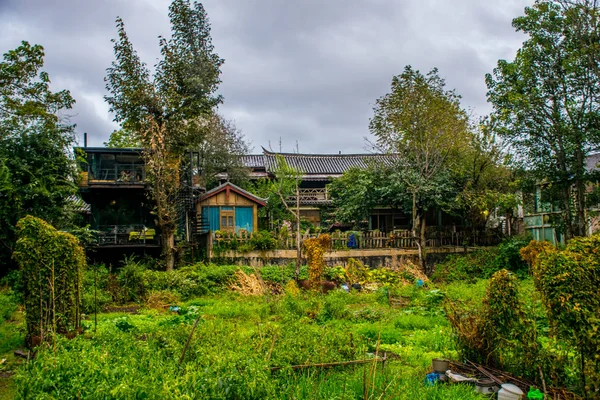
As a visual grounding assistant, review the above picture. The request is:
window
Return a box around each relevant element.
[221,209,235,232]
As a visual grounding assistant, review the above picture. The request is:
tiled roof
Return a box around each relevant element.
[253,148,395,176]
[240,154,265,168]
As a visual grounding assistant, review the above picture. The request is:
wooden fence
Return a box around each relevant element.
[211,229,502,251]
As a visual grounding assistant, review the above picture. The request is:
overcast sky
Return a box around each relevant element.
[0,0,531,153]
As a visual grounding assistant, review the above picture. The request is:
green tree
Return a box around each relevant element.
[0,42,77,272]
[105,0,224,270]
[370,66,469,266]
[328,166,381,227]
[197,114,249,189]
[103,127,140,148]
[451,121,520,234]
[486,0,600,240]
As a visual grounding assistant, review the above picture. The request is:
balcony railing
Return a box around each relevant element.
[288,188,330,204]
[87,164,145,185]
[97,225,158,246]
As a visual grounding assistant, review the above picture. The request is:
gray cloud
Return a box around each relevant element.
[0,0,531,153]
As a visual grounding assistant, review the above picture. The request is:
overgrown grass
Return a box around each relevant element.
[10,286,489,399]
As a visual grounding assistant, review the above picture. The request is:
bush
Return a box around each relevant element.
[259,264,295,284]
[13,216,86,344]
[117,257,148,302]
[534,235,600,395]
[445,269,538,378]
[0,290,17,323]
[323,266,346,282]
[0,269,24,304]
[142,264,238,299]
[432,236,531,283]
[249,230,277,251]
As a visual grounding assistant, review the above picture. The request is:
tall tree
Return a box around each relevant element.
[370,66,469,266]
[0,42,77,271]
[105,0,224,270]
[451,121,519,234]
[486,0,600,239]
[196,114,249,189]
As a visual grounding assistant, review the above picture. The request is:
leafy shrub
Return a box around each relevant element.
[259,264,294,284]
[323,266,346,282]
[368,268,401,286]
[13,216,85,344]
[495,236,530,274]
[304,234,331,286]
[117,257,148,302]
[80,264,113,314]
[282,293,306,318]
[0,269,24,304]
[534,235,600,394]
[114,316,136,333]
[249,230,277,251]
[432,236,531,283]
[142,264,238,299]
[445,269,538,378]
[345,258,369,284]
[0,290,17,323]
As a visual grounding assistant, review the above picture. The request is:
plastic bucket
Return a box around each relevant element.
[431,358,449,373]
[475,379,499,394]
[498,383,524,400]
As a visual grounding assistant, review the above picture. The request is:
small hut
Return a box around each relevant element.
[197,182,266,233]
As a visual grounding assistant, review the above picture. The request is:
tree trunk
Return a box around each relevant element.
[162,228,175,271]
[420,216,427,270]
[561,184,575,240]
[575,147,587,237]
[411,191,424,269]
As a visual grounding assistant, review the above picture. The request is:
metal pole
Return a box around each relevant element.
[94,262,97,333]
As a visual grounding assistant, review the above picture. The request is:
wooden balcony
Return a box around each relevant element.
[288,188,331,205]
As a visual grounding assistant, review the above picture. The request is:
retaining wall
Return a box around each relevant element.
[211,246,475,270]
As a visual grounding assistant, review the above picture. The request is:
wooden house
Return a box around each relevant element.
[196,182,266,233]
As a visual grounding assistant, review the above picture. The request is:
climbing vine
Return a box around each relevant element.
[13,216,85,347]
[303,234,331,288]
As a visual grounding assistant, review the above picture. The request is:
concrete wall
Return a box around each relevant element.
[211,246,475,271]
